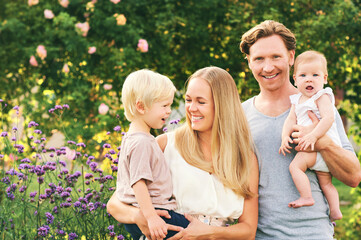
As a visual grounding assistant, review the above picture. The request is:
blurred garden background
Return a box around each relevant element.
[1,0,361,239]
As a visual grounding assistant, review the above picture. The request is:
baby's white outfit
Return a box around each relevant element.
[290,87,342,172]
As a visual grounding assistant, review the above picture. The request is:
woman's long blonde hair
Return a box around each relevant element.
[175,66,255,198]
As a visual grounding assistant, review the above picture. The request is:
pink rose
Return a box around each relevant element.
[36,45,47,60]
[44,9,55,19]
[110,0,121,3]
[29,56,38,67]
[88,46,96,54]
[98,103,109,115]
[62,63,69,73]
[59,0,69,8]
[137,39,148,53]
[28,0,39,6]
[75,22,90,37]
[103,84,113,90]
[114,14,126,26]
[65,147,76,160]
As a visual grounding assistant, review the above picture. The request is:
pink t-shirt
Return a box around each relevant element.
[116,132,176,210]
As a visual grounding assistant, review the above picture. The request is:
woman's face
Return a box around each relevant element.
[185,77,215,135]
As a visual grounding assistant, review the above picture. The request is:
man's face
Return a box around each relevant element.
[247,35,295,93]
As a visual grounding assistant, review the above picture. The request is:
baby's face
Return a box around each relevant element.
[293,61,327,98]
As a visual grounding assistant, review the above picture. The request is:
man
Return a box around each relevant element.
[240,20,361,239]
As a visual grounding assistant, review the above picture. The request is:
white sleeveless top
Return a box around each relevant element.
[164,132,244,219]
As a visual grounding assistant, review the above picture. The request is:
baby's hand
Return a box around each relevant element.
[298,133,317,151]
[147,214,168,240]
[279,136,293,156]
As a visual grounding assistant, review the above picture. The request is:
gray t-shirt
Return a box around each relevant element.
[243,96,354,240]
[116,132,176,210]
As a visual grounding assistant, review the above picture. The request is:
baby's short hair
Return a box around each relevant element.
[121,69,176,121]
[294,50,328,75]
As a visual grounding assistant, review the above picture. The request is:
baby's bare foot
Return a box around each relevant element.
[288,197,315,208]
[330,209,342,221]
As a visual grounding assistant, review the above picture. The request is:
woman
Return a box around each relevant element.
[107,66,259,240]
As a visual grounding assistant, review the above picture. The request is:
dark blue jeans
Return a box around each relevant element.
[124,209,189,240]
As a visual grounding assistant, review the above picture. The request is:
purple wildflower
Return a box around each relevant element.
[60,202,72,208]
[58,160,66,167]
[102,143,111,148]
[76,142,86,148]
[19,186,27,193]
[104,175,114,180]
[28,121,39,128]
[30,192,37,198]
[37,177,44,184]
[21,158,31,163]
[55,105,63,110]
[1,132,8,137]
[45,212,54,224]
[37,225,50,237]
[68,232,78,240]
[63,104,69,109]
[85,173,93,179]
[7,192,15,200]
[6,168,17,176]
[1,177,10,185]
[34,129,42,134]
[89,162,98,172]
[53,206,58,214]
[56,229,66,236]
[117,235,125,240]
[74,201,81,207]
[108,225,114,231]
[113,125,121,131]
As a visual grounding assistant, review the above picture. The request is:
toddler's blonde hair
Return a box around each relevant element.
[121,69,176,121]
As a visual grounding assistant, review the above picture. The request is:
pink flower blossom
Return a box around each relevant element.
[98,103,109,115]
[75,22,90,37]
[44,9,55,19]
[110,0,121,4]
[103,84,112,90]
[29,56,38,67]
[114,14,126,26]
[88,46,96,54]
[28,0,39,6]
[65,147,76,160]
[91,0,97,3]
[59,0,69,8]
[137,39,149,53]
[62,64,69,73]
[36,45,47,60]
